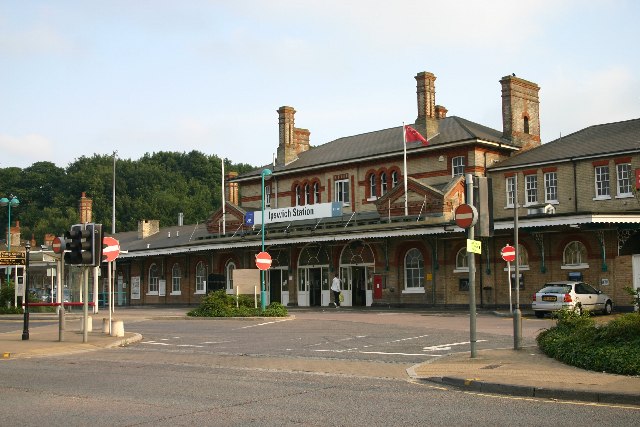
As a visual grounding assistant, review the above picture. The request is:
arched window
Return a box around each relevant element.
[148,263,159,294]
[380,172,387,196]
[563,241,588,267]
[304,183,310,205]
[369,174,377,199]
[391,170,399,187]
[171,263,181,294]
[225,261,236,292]
[517,244,529,267]
[313,182,320,204]
[524,116,530,134]
[455,248,468,271]
[295,185,301,206]
[404,248,424,290]
[195,261,206,294]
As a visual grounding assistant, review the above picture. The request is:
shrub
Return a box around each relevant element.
[187,290,288,318]
[537,312,640,376]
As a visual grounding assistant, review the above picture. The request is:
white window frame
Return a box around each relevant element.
[594,165,611,200]
[616,163,633,198]
[544,172,558,203]
[264,185,271,207]
[304,183,310,205]
[335,179,350,206]
[195,261,206,294]
[313,182,320,203]
[403,248,425,293]
[295,185,301,206]
[525,174,538,206]
[452,156,465,177]
[391,171,399,188]
[147,263,159,295]
[380,172,387,196]
[505,176,515,208]
[561,241,589,269]
[225,261,236,293]
[368,174,377,200]
[171,263,181,295]
[454,248,469,273]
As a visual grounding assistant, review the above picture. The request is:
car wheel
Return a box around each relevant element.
[603,301,613,315]
[534,311,545,318]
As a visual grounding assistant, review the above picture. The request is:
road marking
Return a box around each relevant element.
[239,319,291,329]
[176,344,204,348]
[314,349,441,357]
[141,341,170,346]
[423,340,487,351]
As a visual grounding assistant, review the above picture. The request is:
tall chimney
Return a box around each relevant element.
[415,71,439,139]
[500,75,541,151]
[79,192,92,223]
[276,106,298,166]
[226,171,239,205]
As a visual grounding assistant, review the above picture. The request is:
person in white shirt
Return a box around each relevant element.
[331,273,341,307]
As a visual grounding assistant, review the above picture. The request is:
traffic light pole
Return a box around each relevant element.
[83,267,89,343]
[465,174,477,358]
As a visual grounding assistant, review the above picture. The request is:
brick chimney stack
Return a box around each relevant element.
[415,71,439,140]
[500,75,541,151]
[225,171,239,205]
[79,192,92,223]
[276,106,311,166]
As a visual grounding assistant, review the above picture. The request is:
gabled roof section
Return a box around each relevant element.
[489,118,640,170]
[236,116,514,180]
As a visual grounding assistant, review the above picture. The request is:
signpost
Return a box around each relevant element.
[0,251,26,265]
[255,251,272,271]
[501,244,516,314]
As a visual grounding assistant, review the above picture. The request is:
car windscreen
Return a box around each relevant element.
[539,285,571,294]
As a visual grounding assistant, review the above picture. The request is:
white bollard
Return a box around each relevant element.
[102,318,110,334]
[80,316,93,333]
[110,319,124,337]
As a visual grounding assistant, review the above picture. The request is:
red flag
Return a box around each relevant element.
[405,125,428,146]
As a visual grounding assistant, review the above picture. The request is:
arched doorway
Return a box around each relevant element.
[297,243,330,307]
[339,240,375,307]
[266,247,290,306]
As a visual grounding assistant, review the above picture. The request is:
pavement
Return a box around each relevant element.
[1,307,639,406]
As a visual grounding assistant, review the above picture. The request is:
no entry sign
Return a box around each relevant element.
[103,236,121,262]
[454,204,478,229]
[501,245,516,262]
[255,251,272,271]
[52,236,64,254]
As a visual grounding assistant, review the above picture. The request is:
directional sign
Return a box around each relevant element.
[0,251,26,266]
[454,204,478,229]
[255,251,272,271]
[102,236,121,263]
[501,244,516,262]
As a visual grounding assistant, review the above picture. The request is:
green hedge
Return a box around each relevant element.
[537,309,640,376]
[187,290,288,318]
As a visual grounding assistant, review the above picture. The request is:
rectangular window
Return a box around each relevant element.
[595,166,610,198]
[505,176,515,208]
[617,163,632,196]
[264,185,271,207]
[335,179,350,205]
[452,156,465,177]
[525,174,538,205]
[544,172,558,202]
[172,276,180,293]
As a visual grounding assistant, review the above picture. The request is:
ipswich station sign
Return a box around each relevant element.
[245,202,343,226]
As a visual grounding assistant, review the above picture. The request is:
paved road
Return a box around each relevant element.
[2,309,637,426]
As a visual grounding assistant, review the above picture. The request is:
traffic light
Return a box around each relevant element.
[63,223,103,266]
[64,224,92,265]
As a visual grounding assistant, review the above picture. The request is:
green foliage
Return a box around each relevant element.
[0,282,23,314]
[0,152,256,242]
[623,286,640,307]
[537,312,640,376]
[187,290,288,318]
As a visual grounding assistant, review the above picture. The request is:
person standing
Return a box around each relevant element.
[331,273,342,308]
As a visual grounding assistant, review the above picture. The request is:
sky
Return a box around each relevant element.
[1,0,639,169]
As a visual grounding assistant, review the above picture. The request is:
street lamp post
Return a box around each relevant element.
[260,168,272,311]
[1,196,20,285]
[21,241,30,340]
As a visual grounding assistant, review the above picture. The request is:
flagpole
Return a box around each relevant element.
[403,123,408,216]
[221,158,226,235]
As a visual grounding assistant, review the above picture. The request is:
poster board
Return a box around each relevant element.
[232,269,260,295]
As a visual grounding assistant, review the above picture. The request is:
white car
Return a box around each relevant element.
[531,281,613,318]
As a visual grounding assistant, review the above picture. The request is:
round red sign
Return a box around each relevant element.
[103,236,121,262]
[454,204,478,228]
[501,245,516,262]
[52,236,64,254]
[255,251,272,271]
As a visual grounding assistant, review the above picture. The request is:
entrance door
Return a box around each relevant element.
[269,268,289,306]
[340,267,352,306]
[351,267,368,306]
[309,268,322,306]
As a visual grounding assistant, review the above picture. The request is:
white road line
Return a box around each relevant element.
[239,319,291,329]
[314,349,441,357]
[176,344,204,348]
[423,340,487,351]
[141,341,171,346]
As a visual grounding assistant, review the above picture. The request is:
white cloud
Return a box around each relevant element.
[0,134,54,167]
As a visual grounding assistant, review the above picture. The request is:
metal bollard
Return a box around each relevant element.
[58,306,65,342]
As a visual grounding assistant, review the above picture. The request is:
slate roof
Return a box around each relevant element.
[489,118,640,170]
[236,116,514,179]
